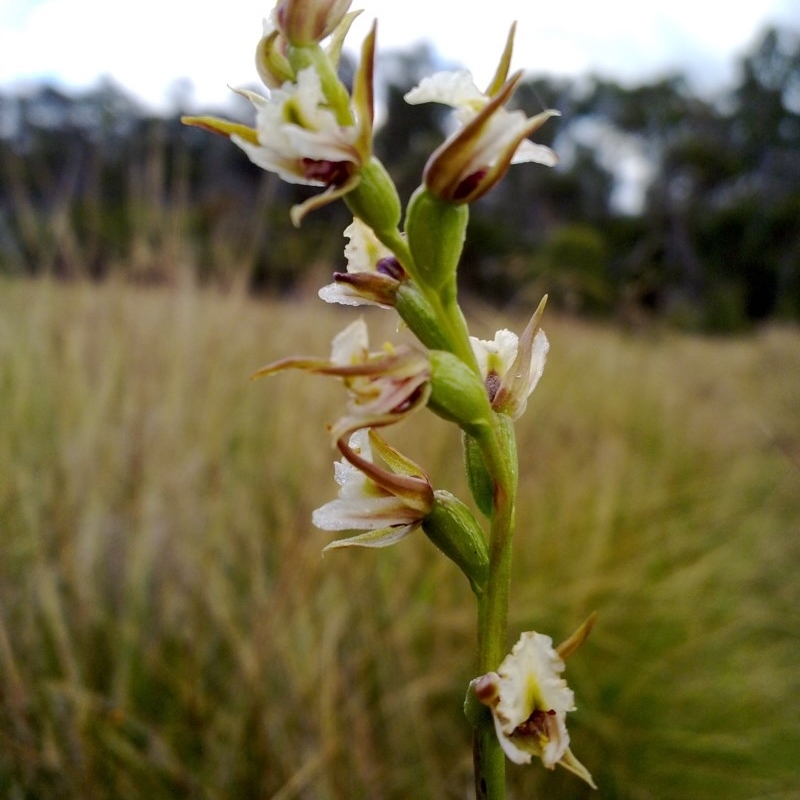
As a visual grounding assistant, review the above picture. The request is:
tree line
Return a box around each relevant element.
[1,25,798,330]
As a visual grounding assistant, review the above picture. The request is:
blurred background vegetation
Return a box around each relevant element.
[1,281,798,799]
[1,19,799,800]
[1,24,799,331]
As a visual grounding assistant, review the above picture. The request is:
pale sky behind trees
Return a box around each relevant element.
[2,0,799,112]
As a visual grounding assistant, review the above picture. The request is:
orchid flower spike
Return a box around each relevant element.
[319,218,407,307]
[470,296,549,420]
[314,429,434,549]
[252,318,431,441]
[473,618,597,788]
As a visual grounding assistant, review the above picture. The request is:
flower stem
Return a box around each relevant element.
[474,727,506,800]
[473,413,518,800]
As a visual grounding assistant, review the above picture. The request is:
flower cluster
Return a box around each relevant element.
[183,2,374,224]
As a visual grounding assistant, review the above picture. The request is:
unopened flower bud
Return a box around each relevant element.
[394,282,453,352]
[423,490,489,590]
[462,432,494,518]
[274,0,353,45]
[345,158,403,239]
[405,187,468,291]
[428,350,493,437]
[255,22,294,88]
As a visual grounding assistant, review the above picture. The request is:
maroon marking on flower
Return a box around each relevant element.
[376,256,406,281]
[515,708,557,739]
[301,158,353,185]
[485,371,502,403]
[453,168,489,201]
[393,383,427,414]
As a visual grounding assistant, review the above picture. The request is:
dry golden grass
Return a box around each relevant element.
[1,278,798,799]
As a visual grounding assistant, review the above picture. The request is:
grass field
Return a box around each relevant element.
[1,277,798,799]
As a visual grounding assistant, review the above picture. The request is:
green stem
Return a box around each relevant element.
[374,226,478,369]
[427,287,479,369]
[472,413,518,800]
[474,727,506,800]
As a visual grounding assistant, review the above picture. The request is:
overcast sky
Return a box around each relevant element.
[2,0,799,112]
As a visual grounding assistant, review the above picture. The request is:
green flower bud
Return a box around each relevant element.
[255,27,294,88]
[427,350,493,436]
[405,186,468,291]
[395,282,452,352]
[345,158,403,239]
[463,432,494,518]
[423,490,489,591]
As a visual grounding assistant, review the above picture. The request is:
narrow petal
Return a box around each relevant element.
[559,748,597,789]
[352,19,376,159]
[497,295,549,418]
[322,523,418,550]
[182,115,259,145]
[290,174,361,226]
[485,23,517,97]
[556,612,598,660]
[250,354,334,379]
[512,139,559,167]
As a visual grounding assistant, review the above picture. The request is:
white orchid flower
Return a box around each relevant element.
[473,623,596,788]
[252,318,431,441]
[232,68,360,187]
[470,296,549,420]
[405,69,558,171]
[404,25,558,203]
[183,20,376,224]
[319,218,406,307]
[314,429,434,550]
